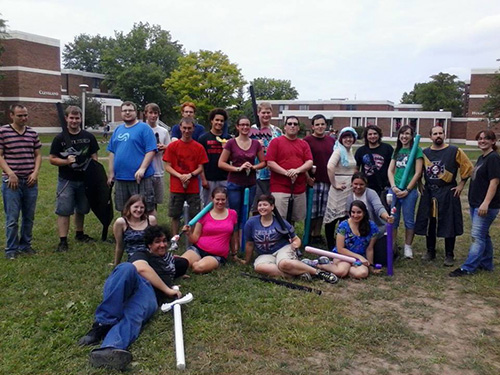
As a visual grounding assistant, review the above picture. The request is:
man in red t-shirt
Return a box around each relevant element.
[163,118,208,242]
[266,116,313,224]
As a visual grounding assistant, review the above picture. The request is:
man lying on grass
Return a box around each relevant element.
[78,225,189,371]
[240,194,338,284]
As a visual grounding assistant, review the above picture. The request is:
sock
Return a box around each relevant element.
[60,237,68,243]
[404,244,412,251]
[76,231,84,238]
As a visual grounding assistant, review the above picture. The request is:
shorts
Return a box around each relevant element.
[188,244,226,265]
[254,244,297,268]
[311,182,330,219]
[169,193,201,219]
[114,177,155,212]
[55,178,90,216]
[273,192,307,222]
[152,176,165,204]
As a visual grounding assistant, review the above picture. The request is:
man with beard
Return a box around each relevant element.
[354,125,393,196]
[415,126,473,266]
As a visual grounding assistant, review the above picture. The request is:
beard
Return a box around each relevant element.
[434,137,443,146]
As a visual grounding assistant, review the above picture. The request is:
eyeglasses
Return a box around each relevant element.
[286,122,299,126]
[121,109,136,113]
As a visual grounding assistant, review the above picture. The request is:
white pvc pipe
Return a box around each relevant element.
[305,246,358,264]
[173,286,186,370]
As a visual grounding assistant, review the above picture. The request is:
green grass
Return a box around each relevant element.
[1,151,499,375]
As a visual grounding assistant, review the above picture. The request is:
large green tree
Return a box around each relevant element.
[250,77,299,100]
[62,34,112,73]
[63,23,183,119]
[163,50,246,123]
[401,72,465,116]
[482,71,500,125]
[0,16,8,68]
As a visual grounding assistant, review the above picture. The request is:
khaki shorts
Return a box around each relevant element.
[272,192,306,222]
[254,244,297,268]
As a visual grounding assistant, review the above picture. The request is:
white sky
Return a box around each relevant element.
[2,0,500,103]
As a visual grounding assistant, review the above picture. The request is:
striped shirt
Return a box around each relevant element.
[0,125,42,178]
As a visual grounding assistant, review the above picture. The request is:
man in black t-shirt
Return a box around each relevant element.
[79,225,188,371]
[49,106,99,252]
[354,125,394,196]
[198,108,230,206]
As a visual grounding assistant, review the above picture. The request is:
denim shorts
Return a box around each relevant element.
[389,188,418,229]
[55,178,90,216]
[188,244,226,265]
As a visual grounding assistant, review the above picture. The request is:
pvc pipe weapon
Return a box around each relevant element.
[397,134,421,190]
[386,194,394,276]
[241,272,322,295]
[303,186,314,246]
[305,246,358,263]
[160,293,194,312]
[170,202,214,246]
[183,201,190,248]
[171,286,193,370]
[240,188,250,253]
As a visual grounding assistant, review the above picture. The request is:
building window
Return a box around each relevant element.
[346,104,357,111]
[393,118,402,133]
[105,106,112,123]
[92,78,101,90]
[367,117,376,126]
[279,105,289,112]
[299,104,309,111]
[351,117,362,127]
[409,118,418,131]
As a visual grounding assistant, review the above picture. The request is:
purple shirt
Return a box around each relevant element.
[224,138,262,186]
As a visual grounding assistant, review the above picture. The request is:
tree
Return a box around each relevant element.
[62,34,112,73]
[401,73,465,117]
[0,16,8,71]
[163,50,246,123]
[250,77,299,100]
[63,23,183,120]
[63,96,105,129]
[482,71,500,126]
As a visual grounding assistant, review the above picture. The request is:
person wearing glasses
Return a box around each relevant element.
[107,101,157,213]
[266,116,313,225]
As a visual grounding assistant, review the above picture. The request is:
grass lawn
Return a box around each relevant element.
[1,152,499,374]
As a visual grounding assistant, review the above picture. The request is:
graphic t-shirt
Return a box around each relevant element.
[393,147,423,189]
[244,215,295,255]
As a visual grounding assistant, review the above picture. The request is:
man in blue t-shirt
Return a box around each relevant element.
[107,101,157,212]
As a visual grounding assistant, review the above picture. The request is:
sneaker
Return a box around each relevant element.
[55,241,69,252]
[318,256,331,265]
[316,270,339,284]
[78,322,113,346]
[20,247,37,255]
[299,272,313,281]
[89,348,132,371]
[449,268,471,277]
[301,258,318,268]
[404,246,413,259]
[169,242,179,252]
[5,251,17,260]
[443,255,455,267]
[75,234,96,243]
[421,251,435,261]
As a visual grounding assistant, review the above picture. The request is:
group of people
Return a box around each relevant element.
[1,101,499,371]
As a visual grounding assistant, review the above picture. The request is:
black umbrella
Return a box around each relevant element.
[55,103,114,240]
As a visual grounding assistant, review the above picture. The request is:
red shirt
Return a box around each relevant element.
[163,139,208,193]
[266,136,312,194]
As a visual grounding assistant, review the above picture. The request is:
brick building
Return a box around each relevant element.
[0,30,122,129]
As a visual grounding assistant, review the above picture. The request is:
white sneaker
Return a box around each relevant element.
[404,246,413,259]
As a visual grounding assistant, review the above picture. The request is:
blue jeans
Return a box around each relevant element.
[389,188,418,230]
[2,178,38,255]
[95,263,158,350]
[227,182,256,229]
[461,207,499,273]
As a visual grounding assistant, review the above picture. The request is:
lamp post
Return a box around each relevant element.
[79,84,89,128]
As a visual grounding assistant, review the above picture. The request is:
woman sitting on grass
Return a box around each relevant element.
[181,187,238,274]
[317,200,379,279]
[113,194,157,266]
[241,194,338,284]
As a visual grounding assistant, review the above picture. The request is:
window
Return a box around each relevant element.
[279,105,289,112]
[351,117,362,127]
[299,104,309,111]
[92,78,101,90]
[105,106,112,122]
[367,117,376,126]
[392,118,402,133]
[346,104,357,111]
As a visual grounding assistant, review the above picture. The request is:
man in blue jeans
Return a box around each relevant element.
[79,225,188,370]
[0,104,42,259]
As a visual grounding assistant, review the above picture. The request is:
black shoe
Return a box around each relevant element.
[421,251,435,261]
[76,234,96,243]
[5,251,17,260]
[19,247,37,255]
[449,268,471,277]
[89,348,132,371]
[78,322,113,346]
[316,270,339,284]
[55,241,69,252]
[443,255,455,267]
